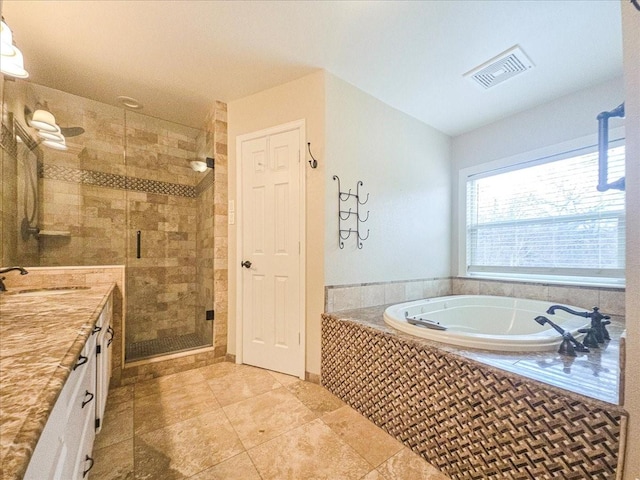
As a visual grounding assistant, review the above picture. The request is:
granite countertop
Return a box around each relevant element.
[323,305,623,406]
[0,283,115,480]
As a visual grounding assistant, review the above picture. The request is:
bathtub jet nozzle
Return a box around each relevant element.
[533,316,589,357]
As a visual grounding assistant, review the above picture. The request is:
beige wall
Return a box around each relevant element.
[227,71,326,375]
[622,0,640,477]
[324,73,452,286]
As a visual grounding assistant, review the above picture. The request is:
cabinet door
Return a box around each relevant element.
[63,398,97,480]
[24,339,94,480]
[95,296,113,433]
[23,432,67,480]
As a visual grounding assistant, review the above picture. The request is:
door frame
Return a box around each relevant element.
[235,119,306,379]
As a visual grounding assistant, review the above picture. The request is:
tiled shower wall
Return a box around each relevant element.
[195,101,229,357]
[2,82,230,355]
[326,277,625,316]
[123,110,203,345]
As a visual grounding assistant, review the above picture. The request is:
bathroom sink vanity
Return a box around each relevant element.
[0,284,115,480]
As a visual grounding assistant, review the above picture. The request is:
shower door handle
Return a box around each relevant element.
[241,260,252,269]
[136,231,141,259]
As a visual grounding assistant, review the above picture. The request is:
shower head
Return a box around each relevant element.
[190,157,214,172]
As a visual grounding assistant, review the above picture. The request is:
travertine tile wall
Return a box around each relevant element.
[1,122,19,265]
[325,278,452,312]
[452,277,626,316]
[124,110,201,345]
[2,82,230,382]
[326,277,625,316]
[209,102,229,357]
[1,79,40,267]
[35,83,127,267]
[195,168,215,345]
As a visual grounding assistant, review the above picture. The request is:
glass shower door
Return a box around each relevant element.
[124,110,214,362]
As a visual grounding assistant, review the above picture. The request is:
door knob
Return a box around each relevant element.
[241,260,252,269]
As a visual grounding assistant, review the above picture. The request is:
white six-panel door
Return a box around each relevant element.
[239,122,303,377]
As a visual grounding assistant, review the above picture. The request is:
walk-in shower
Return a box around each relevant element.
[1,79,218,363]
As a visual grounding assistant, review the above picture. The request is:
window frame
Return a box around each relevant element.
[457,129,626,287]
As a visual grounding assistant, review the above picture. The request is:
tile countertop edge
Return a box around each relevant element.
[321,310,627,413]
[0,283,115,480]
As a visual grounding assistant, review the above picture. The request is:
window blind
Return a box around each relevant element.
[466,145,625,282]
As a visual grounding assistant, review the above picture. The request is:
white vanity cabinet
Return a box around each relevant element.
[24,295,113,480]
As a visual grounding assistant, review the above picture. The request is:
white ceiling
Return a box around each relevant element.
[2,0,623,136]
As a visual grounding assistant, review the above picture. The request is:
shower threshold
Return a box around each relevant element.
[126,332,211,362]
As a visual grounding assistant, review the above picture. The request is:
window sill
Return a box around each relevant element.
[461,272,625,290]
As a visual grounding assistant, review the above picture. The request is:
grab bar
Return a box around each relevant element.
[404,312,447,331]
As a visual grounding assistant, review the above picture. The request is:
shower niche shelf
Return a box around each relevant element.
[333,175,370,249]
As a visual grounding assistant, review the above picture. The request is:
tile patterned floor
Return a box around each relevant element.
[92,362,450,480]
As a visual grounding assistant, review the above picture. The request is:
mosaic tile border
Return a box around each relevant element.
[321,315,627,480]
[40,163,197,198]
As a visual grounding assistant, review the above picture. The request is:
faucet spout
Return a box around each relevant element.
[0,266,29,292]
[0,266,29,275]
[546,305,589,317]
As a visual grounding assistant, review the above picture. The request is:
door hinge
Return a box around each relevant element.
[95,418,101,430]
[96,345,101,355]
[206,310,215,321]
[298,332,301,345]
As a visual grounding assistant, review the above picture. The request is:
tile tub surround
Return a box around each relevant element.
[325,277,452,312]
[321,309,628,480]
[0,283,115,480]
[326,277,625,316]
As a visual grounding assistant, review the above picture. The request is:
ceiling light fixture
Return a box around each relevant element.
[1,19,29,79]
[117,95,143,110]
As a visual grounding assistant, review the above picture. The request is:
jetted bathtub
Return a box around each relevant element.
[383,295,591,352]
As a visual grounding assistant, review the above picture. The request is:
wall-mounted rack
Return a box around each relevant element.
[333,175,370,249]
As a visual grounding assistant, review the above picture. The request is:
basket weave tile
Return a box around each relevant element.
[321,315,626,480]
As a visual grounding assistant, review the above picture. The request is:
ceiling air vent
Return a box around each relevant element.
[464,45,534,89]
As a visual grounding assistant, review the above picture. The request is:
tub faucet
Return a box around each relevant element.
[546,304,611,343]
[0,266,29,292]
[534,316,589,357]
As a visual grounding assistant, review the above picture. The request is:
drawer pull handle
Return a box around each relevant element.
[82,390,95,408]
[107,325,115,347]
[92,325,102,335]
[83,455,94,477]
[74,355,88,370]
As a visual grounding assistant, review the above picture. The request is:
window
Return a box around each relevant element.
[464,143,625,284]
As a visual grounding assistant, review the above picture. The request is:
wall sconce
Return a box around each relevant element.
[25,105,68,151]
[29,109,59,132]
[1,19,29,79]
